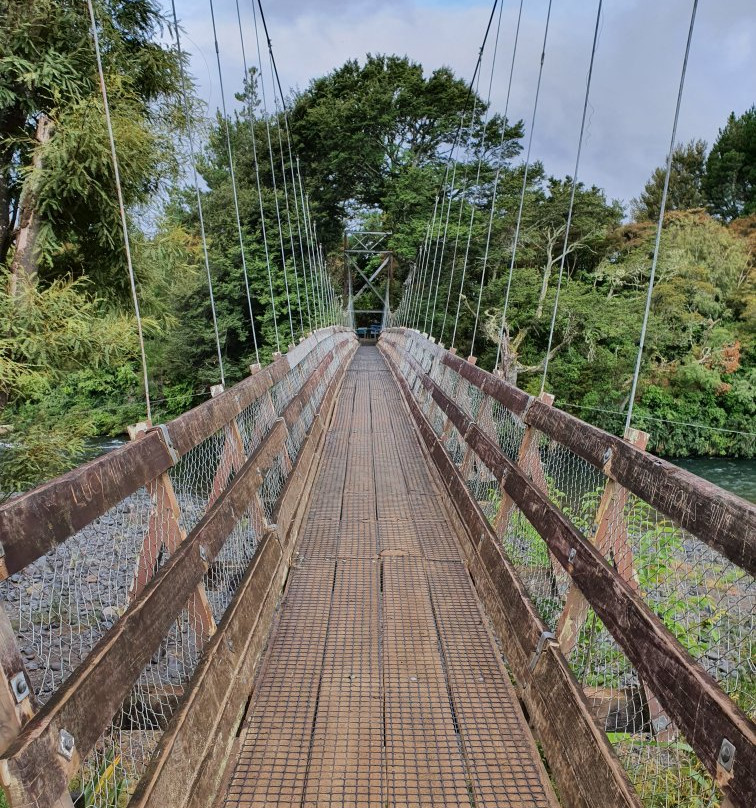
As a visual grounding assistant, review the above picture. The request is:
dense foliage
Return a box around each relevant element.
[1,33,754,494]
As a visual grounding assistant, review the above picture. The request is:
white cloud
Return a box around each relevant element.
[170,0,756,209]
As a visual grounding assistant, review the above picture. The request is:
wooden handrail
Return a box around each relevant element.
[383,333,756,808]
[381,339,642,808]
[0,328,353,577]
[0,336,357,807]
[383,328,755,575]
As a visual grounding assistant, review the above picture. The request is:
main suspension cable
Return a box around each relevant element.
[86,0,152,421]
[626,0,698,431]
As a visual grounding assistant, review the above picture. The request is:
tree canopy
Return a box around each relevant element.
[704,105,756,221]
[1,43,754,495]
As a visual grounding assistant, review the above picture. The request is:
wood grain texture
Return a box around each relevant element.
[379,341,641,808]
[385,328,755,576]
[127,533,283,808]
[387,343,756,808]
[0,418,291,807]
[0,431,172,576]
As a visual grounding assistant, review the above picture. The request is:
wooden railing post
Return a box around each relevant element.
[556,427,648,653]
[556,427,674,737]
[493,392,554,537]
[128,421,217,641]
[0,598,75,806]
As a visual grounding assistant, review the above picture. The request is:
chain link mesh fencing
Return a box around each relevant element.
[0,329,355,808]
[383,328,753,808]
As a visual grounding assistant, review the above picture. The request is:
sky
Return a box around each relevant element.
[168,0,756,210]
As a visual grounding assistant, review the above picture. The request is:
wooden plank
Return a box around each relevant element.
[494,444,756,804]
[392,328,756,576]
[127,468,217,641]
[557,428,648,656]
[282,348,335,430]
[181,342,355,808]
[379,343,641,808]
[0,338,348,577]
[494,392,553,536]
[126,532,283,808]
[0,418,290,808]
[0,609,36,755]
[166,367,277,458]
[384,345,756,808]
[0,431,173,576]
[441,350,531,417]
[129,338,355,808]
[524,398,755,575]
[428,378,756,804]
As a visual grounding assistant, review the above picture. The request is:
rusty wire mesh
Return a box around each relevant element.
[0,331,353,808]
[384,328,750,808]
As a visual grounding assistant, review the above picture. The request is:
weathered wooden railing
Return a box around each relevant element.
[0,326,357,808]
[380,327,754,808]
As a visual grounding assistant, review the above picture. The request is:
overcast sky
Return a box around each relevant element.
[169,0,755,210]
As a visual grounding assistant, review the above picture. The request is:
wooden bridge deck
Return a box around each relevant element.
[220,347,558,808]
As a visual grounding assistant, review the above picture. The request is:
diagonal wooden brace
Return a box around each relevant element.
[493,392,554,537]
[128,422,217,642]
[555,427,672,737]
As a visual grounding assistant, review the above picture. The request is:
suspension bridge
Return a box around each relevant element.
[0,0,754,807]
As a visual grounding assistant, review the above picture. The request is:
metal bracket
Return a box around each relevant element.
[199,545,209,564]
[151,423,180,466]
[9,671,30,703]
[58,728,75,760]
[529,631,555,671]
[717,738,735,773]
[567,548,577,564]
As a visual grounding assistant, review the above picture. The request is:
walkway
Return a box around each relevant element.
[221,347,558,807]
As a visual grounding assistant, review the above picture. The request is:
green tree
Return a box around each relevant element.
[631,140,707,222]
[704,106,756,221]
[0,0,182,297]
[290,54,522,248]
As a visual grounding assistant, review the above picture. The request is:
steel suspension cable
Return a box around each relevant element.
[251,0,294,345]
[86,0,152,421]
[233,0,277,357]
[625,0,698,431]
[413,220,435,330]
[208,0,261,364]
[169,0,225,386]
[435,88,481,340]
[437,0,500,341]
[303,194,324,326]
[271,87,304,336]
[494,0,553,374]
[256,0,313,331]
[452,0,505,352]
[470,0,524,359]
[539,0,603,396]
[296,160,318,329]
[444,108,479,344]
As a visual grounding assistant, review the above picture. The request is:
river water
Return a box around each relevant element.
[672,456,756,503]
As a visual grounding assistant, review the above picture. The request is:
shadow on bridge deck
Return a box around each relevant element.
[219,346,558,808]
